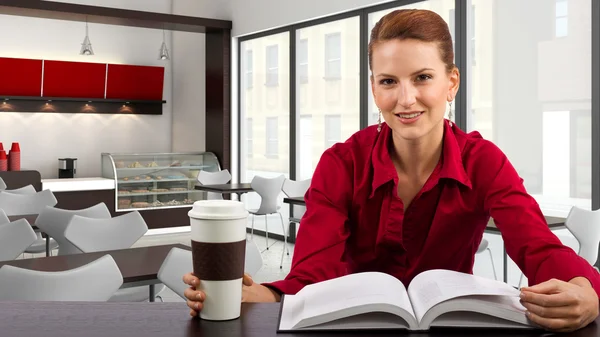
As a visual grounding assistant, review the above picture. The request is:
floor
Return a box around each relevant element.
[131,231,295,303]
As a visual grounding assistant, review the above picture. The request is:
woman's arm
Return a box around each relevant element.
[262,148,354,295]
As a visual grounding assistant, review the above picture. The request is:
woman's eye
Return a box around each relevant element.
[416,74,432,82]
[379,79,395,85]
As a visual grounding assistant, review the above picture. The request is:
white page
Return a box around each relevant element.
[407,269,520,323]
[298,272,415,323]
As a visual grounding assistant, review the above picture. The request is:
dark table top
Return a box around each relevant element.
[283,196,305,206]
[0,243,190,284]
[194,183,254,194]
[486,216,566,233]
[0,301,596,337]
[8,214,39,230]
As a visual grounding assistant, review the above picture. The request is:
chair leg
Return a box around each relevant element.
[279,212,287,269]
[265,215,269,250]
[518,273,525,288]
[251,214,255,240]
[486,248,497,280]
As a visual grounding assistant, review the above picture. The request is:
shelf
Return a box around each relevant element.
[116,204,194,212]
[116,165,209,171]
[1,96,166,104]
[118,178,197,184]
[118,190,201,197]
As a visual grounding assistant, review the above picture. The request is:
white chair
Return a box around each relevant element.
[565,206,600,269]
[0,254,123,301]
[34,203,112,256]
[0,189,59,255]
[476,238,497,280]
[0,219,38,261]
[64,211,166,302]
[281,178,311,265]
[0,189,57,216]
[157,240,263,300]
[1,185,36,195]
[197,169,232,200]
[0,177,6,191]
[249,175,287,267]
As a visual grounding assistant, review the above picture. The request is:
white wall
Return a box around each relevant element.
[230,0,393,37]
[0,0,174,178]
[170,0,232,153]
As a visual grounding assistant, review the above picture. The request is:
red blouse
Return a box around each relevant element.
[265,121,600,296]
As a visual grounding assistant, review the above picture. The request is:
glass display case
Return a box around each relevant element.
[101,152,220,211]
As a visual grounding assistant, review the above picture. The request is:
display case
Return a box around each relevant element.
[101,152,220,211]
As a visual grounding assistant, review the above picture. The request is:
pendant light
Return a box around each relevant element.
[158,27,170,60]
[80,17,94,56]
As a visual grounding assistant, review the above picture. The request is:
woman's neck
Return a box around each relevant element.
[389,122,445,178]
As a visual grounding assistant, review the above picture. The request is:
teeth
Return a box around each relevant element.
[397,112,421,119]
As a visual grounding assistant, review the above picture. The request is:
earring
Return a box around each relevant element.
[448,101,453,127]
[377,109,382,132]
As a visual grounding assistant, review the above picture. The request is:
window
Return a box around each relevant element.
[324,115,341,148]
[448,7,475,65]
[469,0,591,215]
[245,50,253,89]
[324,33,341,80]
[555,0,568,37]
[265,45,279,86]
[246,118,253,156]
[295,17,360,179]
[298,39,308,84]
[266,117,279,157]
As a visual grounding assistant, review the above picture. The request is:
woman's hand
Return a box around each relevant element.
[183,272,281,317]
[520,277,599,332]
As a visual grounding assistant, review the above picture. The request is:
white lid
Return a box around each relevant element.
[188,200,248,220]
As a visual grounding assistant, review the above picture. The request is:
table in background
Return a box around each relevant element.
[0,301,596,337]
[194,183,253,199]
[486,216,566,283]
[0,243,189,302]
[7,214,51,256]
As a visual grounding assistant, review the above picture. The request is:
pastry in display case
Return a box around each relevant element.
[101,152,220,211]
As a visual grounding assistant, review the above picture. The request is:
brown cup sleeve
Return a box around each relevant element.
[191,240,246,281]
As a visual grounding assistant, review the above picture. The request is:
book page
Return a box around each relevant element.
[407,269,520,323]
[279,272,417,330]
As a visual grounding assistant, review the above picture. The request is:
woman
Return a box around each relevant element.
[184,9,600,332]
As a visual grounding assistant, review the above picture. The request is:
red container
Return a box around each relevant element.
[8,142,20,171]
[0,142,3,152]
[0,151,6,172]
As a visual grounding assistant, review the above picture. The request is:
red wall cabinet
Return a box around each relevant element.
[0,57,42,97]
[43,60,106,98]
[106,64,164,101]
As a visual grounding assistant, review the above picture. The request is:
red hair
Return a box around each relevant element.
[368,9,455,73]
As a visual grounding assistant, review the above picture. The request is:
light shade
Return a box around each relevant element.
[158,41,170,60]
[80,21,94,56]
[80,35,94,56]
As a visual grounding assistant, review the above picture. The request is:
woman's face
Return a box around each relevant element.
[370,38,459,141]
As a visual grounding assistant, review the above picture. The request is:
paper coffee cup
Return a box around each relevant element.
[188,200,248,321]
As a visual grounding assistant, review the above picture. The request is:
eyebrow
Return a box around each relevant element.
[375,68,435,78]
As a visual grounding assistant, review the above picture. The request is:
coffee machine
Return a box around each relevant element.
[58,158,77,178]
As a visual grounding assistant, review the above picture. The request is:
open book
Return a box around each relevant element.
[278,269,538,332]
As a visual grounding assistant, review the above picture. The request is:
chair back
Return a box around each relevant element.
[197,169,232,200]
[0,254,123,301]
[64,211,148,253]
[0,209,9,224]
[565,206,600,266]
[0,219,38,261]
[0,177,6,191]
[35,203,112,256]
[158,241,264,300]
[282,178,311,198]
[250,175,285,215]
[2,185,36,195]
[0,190,57,216]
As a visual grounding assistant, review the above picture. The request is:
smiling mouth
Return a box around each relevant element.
[394,111,423,119]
